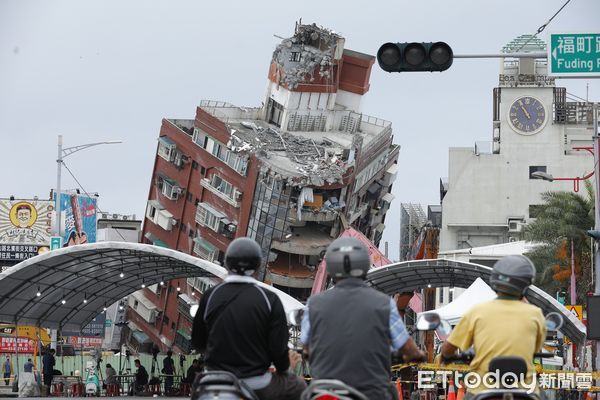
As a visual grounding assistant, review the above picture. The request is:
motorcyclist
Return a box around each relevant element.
[191,237,305,400]
[301,237,427,400]
[440,255,546,397]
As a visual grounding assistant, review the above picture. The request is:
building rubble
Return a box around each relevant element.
[229,122,347,187]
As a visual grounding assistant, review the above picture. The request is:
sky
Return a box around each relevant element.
[0,0,599,261]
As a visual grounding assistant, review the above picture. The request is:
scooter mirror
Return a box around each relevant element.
[190,304,199,318]
[545,312,563,331]
[416,312,441,331]
[288,308,305,327]
[436,319,453,336]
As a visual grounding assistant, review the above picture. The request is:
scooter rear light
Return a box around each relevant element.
[313,395,340,400]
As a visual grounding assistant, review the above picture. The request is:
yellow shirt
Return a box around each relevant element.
[446,298,546,394]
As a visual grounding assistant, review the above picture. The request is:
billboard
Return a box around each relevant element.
[0,336,37,353]
[59,193,97,246]
[0,199,53,261]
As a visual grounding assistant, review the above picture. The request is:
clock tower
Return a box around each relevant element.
[439,34,597,253]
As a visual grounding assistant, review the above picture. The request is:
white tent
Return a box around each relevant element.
[418,278,496,325]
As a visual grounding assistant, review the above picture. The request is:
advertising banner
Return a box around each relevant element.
[0,199,53,261]
[59,193,97,246]
[0,336,37,353]
[68,336,104,348]
[63,313,105,338]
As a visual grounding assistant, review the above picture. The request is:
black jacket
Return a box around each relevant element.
[135,365,148,385]
[191,277,289,378]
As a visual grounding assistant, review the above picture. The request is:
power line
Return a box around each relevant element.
[515,0,572,52]
[61,161,129,242]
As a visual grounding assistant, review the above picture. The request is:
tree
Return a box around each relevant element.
[522,181,595,304]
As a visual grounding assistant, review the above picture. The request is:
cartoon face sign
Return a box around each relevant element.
[9,202,37,228]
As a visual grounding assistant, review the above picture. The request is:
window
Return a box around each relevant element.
[186,192,193,202]
[439,289,444,304]
[188,229,195,238]
[211,175,234,198]
[193,237,219,262]
[163,316,170,326]
[200,166,206,175]
[146,200,164,222]
[157,137,176,162]
[268,99,284,127]
[191,160,198,170]
[133,300,139,310]
[529,204,543,219]
[529,166,547,179]
[449,289,454,302]
[289,52,301,62]
[171,322,176,330]
[161,178,181,200]
[195,203,225,232]
[179,223,187,233]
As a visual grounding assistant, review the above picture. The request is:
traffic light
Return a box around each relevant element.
[377,42,453,72]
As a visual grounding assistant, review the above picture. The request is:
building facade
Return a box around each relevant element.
[131,23,400,352]
[440,37,598,253]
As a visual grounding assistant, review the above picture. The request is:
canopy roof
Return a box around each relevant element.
[417,278,497,325]
[366,259,587,346]
[0,241,303,331]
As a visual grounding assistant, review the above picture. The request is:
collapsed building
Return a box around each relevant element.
[134,23,399,351]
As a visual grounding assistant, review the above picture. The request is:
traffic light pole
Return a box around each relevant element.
[593,103,600,378]
[453,52,546,59]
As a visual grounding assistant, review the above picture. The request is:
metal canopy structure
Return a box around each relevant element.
[366,259,587,346]
[0,242,228,331]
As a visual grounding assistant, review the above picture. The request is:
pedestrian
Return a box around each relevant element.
[105,363,117,385]
[130,359,148,395]
[23,359,34,373]
[185,359,199,384]
[162,350,175,393]
[1,356,13,385]
[42,349,56,390]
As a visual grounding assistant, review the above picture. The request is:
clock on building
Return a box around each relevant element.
[507,96,547,135]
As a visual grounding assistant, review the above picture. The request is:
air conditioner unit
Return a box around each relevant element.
[234,190,242,200]
[113,214,118,219]
[170,218,178,226]
[226,224,237,232]
[102,213,108,219]
[508,219,525,233]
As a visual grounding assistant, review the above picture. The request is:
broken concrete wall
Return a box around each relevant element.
[271,23,344,90]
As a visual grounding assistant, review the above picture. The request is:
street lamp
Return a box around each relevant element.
[55,135,122,238]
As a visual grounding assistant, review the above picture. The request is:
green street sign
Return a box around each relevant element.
[549,33,600,76]
[50,236,62,250]
[105,319,112,327]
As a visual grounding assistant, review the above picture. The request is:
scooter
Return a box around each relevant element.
[191,371,259,400]
[84,361,101,397]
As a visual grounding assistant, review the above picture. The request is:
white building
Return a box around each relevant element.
[97,213,142,350]
[440,36,597,253]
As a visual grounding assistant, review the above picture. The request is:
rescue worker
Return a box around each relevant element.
[301,237,427,400]
[191,237,305,400]
[440,255,546,397]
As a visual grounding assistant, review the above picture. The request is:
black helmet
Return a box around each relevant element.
[489,255,536,297]
[325,237,370,280]
[224,237,262,275]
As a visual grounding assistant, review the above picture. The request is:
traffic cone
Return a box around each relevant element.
[447,379,456,400]
[456,380,465,400]
[396,378,403,400]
